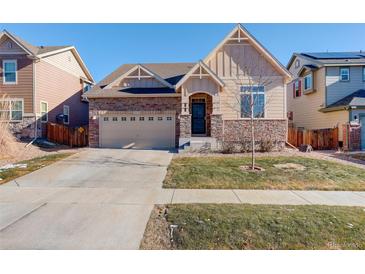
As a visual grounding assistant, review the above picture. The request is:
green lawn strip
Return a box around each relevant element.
[163,156,365,190]
[0,153,74,184]
[166,204,365,250]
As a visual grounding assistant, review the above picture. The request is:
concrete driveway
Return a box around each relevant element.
[0,149,173,249]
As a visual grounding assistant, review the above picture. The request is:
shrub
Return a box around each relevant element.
[260,140,274,152]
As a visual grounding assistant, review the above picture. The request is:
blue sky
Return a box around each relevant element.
[1,23,365,82]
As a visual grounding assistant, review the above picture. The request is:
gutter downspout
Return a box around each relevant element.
[26,56,40,147]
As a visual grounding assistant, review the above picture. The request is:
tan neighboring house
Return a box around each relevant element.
[0,30,94,139]
[287,52,365,150]
[86,24,291,150]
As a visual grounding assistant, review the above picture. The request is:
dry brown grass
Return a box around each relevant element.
[0,94,20,160]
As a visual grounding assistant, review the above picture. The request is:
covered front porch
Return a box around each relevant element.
[176,61,225,149]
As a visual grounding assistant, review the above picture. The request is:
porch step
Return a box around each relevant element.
[178,137,218,153]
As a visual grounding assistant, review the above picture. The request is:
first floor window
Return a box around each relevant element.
[63,105,69,124]
[0,99,23,121]
[40,101,48,123]
[240,85,265,118]
[3,60,17,84]
[340,67,350,81]
[304,74,313,90]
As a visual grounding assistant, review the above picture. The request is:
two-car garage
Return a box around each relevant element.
[99,112,176,149]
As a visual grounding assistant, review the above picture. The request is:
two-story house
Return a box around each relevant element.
[287,52,365,150]
[0,30,94,139]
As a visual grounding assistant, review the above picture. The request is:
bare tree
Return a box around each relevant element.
[223,57,274,170]
[0,94,18,159]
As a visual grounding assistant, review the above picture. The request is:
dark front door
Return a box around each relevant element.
[192,102,206,135]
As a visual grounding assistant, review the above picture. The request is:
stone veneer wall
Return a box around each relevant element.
[348,125,361,151]
[88,97,181,147]
[211,114,223,140]
[8,115,37,139]
[179,114,191,138]
[222,119,287,151]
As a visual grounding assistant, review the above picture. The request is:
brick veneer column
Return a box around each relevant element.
[211,114,223,141]
[179,114,191,138]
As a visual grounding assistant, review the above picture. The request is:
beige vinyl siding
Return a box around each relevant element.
[326,66,365,105]
[205,42,285,120]
[42,50,88,80]
[287,67,348,140]
[0,37,26,54]
[0,54,33,113]
[35,59,88,126]
[220,77,285,119]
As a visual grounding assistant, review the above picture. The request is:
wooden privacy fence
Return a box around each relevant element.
[47,123,88,147]
[288,127,338,150]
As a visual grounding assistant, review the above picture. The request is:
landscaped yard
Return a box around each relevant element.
[141,204,365,250]
[163,156,365,190]
[0,153,74,185]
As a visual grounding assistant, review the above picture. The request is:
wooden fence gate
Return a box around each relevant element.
[288,127,338,150]
[47,123,88,147]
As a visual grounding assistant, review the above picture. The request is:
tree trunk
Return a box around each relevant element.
[251,93,255,170]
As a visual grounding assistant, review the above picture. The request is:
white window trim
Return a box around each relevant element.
[304,73,313,91]
[40,101,48,123]
[0,98,24,122]
[63,105,70,125]
[2,59,17,85]
[240,85,266,119]
[339,67,350,82]
[294,80,300,97]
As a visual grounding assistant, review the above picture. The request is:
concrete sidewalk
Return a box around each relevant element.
[171,189,365,206]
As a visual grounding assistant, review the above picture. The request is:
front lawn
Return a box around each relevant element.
[0,153,74,185]
[141,204,365,250]
[163,156,365,190]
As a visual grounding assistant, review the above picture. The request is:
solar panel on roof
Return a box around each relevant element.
[302,52,364,59]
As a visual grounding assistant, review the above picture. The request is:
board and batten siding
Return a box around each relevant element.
[326,66,365,105]
[206,43,286,120]
[287,67,348,140]
[42,50,88,80]
[35,59,88,127]
[0,54,34,113]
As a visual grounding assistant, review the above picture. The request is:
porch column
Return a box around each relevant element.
[179,86,191,142]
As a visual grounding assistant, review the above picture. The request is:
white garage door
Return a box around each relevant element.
[100,113,176,149]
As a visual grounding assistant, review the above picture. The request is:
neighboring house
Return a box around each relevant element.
[86,24,291,150]
[287,52,365,150]
[0,30,94,139]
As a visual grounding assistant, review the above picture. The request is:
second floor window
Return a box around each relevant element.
[3,60,17,84]
[240,85,265,118]
[340,67,350,81]
[294,80,301,97]
[304,74,312,90]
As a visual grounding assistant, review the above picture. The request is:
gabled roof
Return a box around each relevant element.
[288,52,365,69]
[86,63,194,98]
[321,89,365,112]
[0,30,94,83]
[105,64,174,89]
[175,60,225,89]
[297,64,319,76]
[203,24,292,81]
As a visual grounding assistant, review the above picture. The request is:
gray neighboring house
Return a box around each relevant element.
[287,52,365,150]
